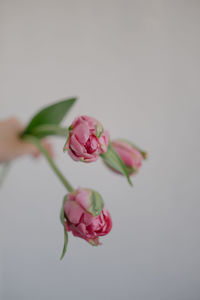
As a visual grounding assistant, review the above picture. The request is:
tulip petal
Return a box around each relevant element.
[64,200,84,224]
[76,188,91,210]
[73,123,90,145]
[68,149,84,161]
[70,134,87,156]
[112,140,143,169]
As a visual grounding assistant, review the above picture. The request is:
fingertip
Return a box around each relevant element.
[42,140,54,158]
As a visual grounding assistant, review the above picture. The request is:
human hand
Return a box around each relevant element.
[0,118,53,163]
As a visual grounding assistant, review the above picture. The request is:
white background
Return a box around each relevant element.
[0,1,200,299]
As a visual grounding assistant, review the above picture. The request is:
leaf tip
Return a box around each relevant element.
[60,253,65,260]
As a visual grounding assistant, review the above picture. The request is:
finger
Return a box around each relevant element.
[16,141,40,157]
[7,117,25,133]
[16,139,54,159]
[42,140,54,158]
[32,140,54,158]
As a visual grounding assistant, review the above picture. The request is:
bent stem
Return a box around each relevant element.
[23,135,74,192]
[21,124,68,139]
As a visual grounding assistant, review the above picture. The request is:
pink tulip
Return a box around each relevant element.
[111,139,146,175]
[64,188,112,245]
[64,116,109,162]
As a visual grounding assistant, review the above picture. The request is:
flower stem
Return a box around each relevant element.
[21,124,68,138]
[23,135,74,192]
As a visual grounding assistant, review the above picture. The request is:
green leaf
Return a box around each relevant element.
[87,190,104,216]
[22,97,77,137]
[101,144,133,186]
[60,229,68,260]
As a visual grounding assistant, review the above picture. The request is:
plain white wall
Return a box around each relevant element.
[1,0,200,299]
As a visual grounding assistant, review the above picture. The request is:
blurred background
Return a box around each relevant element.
[0,0,200,299]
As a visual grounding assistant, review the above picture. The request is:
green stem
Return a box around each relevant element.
[23,135,74,192]
[21,124,68,138]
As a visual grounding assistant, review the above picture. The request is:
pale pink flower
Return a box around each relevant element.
[64,188,112,245]
[111,139,145,175]
[64,116,109,162]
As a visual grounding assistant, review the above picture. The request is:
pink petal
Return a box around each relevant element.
[83,211,95,226]
[85,135,99,154]
[115,146,134,166]
[82,153,99,162]
[112,141,142,169]
[81,115,98,130]
[70,134,86,156]
[75,188,91,210]
[76,223,87,236]
[64,200,84,225]
[73,123,90,145]
[68,192,76,201]
[68,149,83,161]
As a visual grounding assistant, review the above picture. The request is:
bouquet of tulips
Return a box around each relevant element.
[18,97,147,259]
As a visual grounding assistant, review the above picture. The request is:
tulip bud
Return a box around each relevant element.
[109,139,147,175]
[63,188,112,245]
[64,116,109,162]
